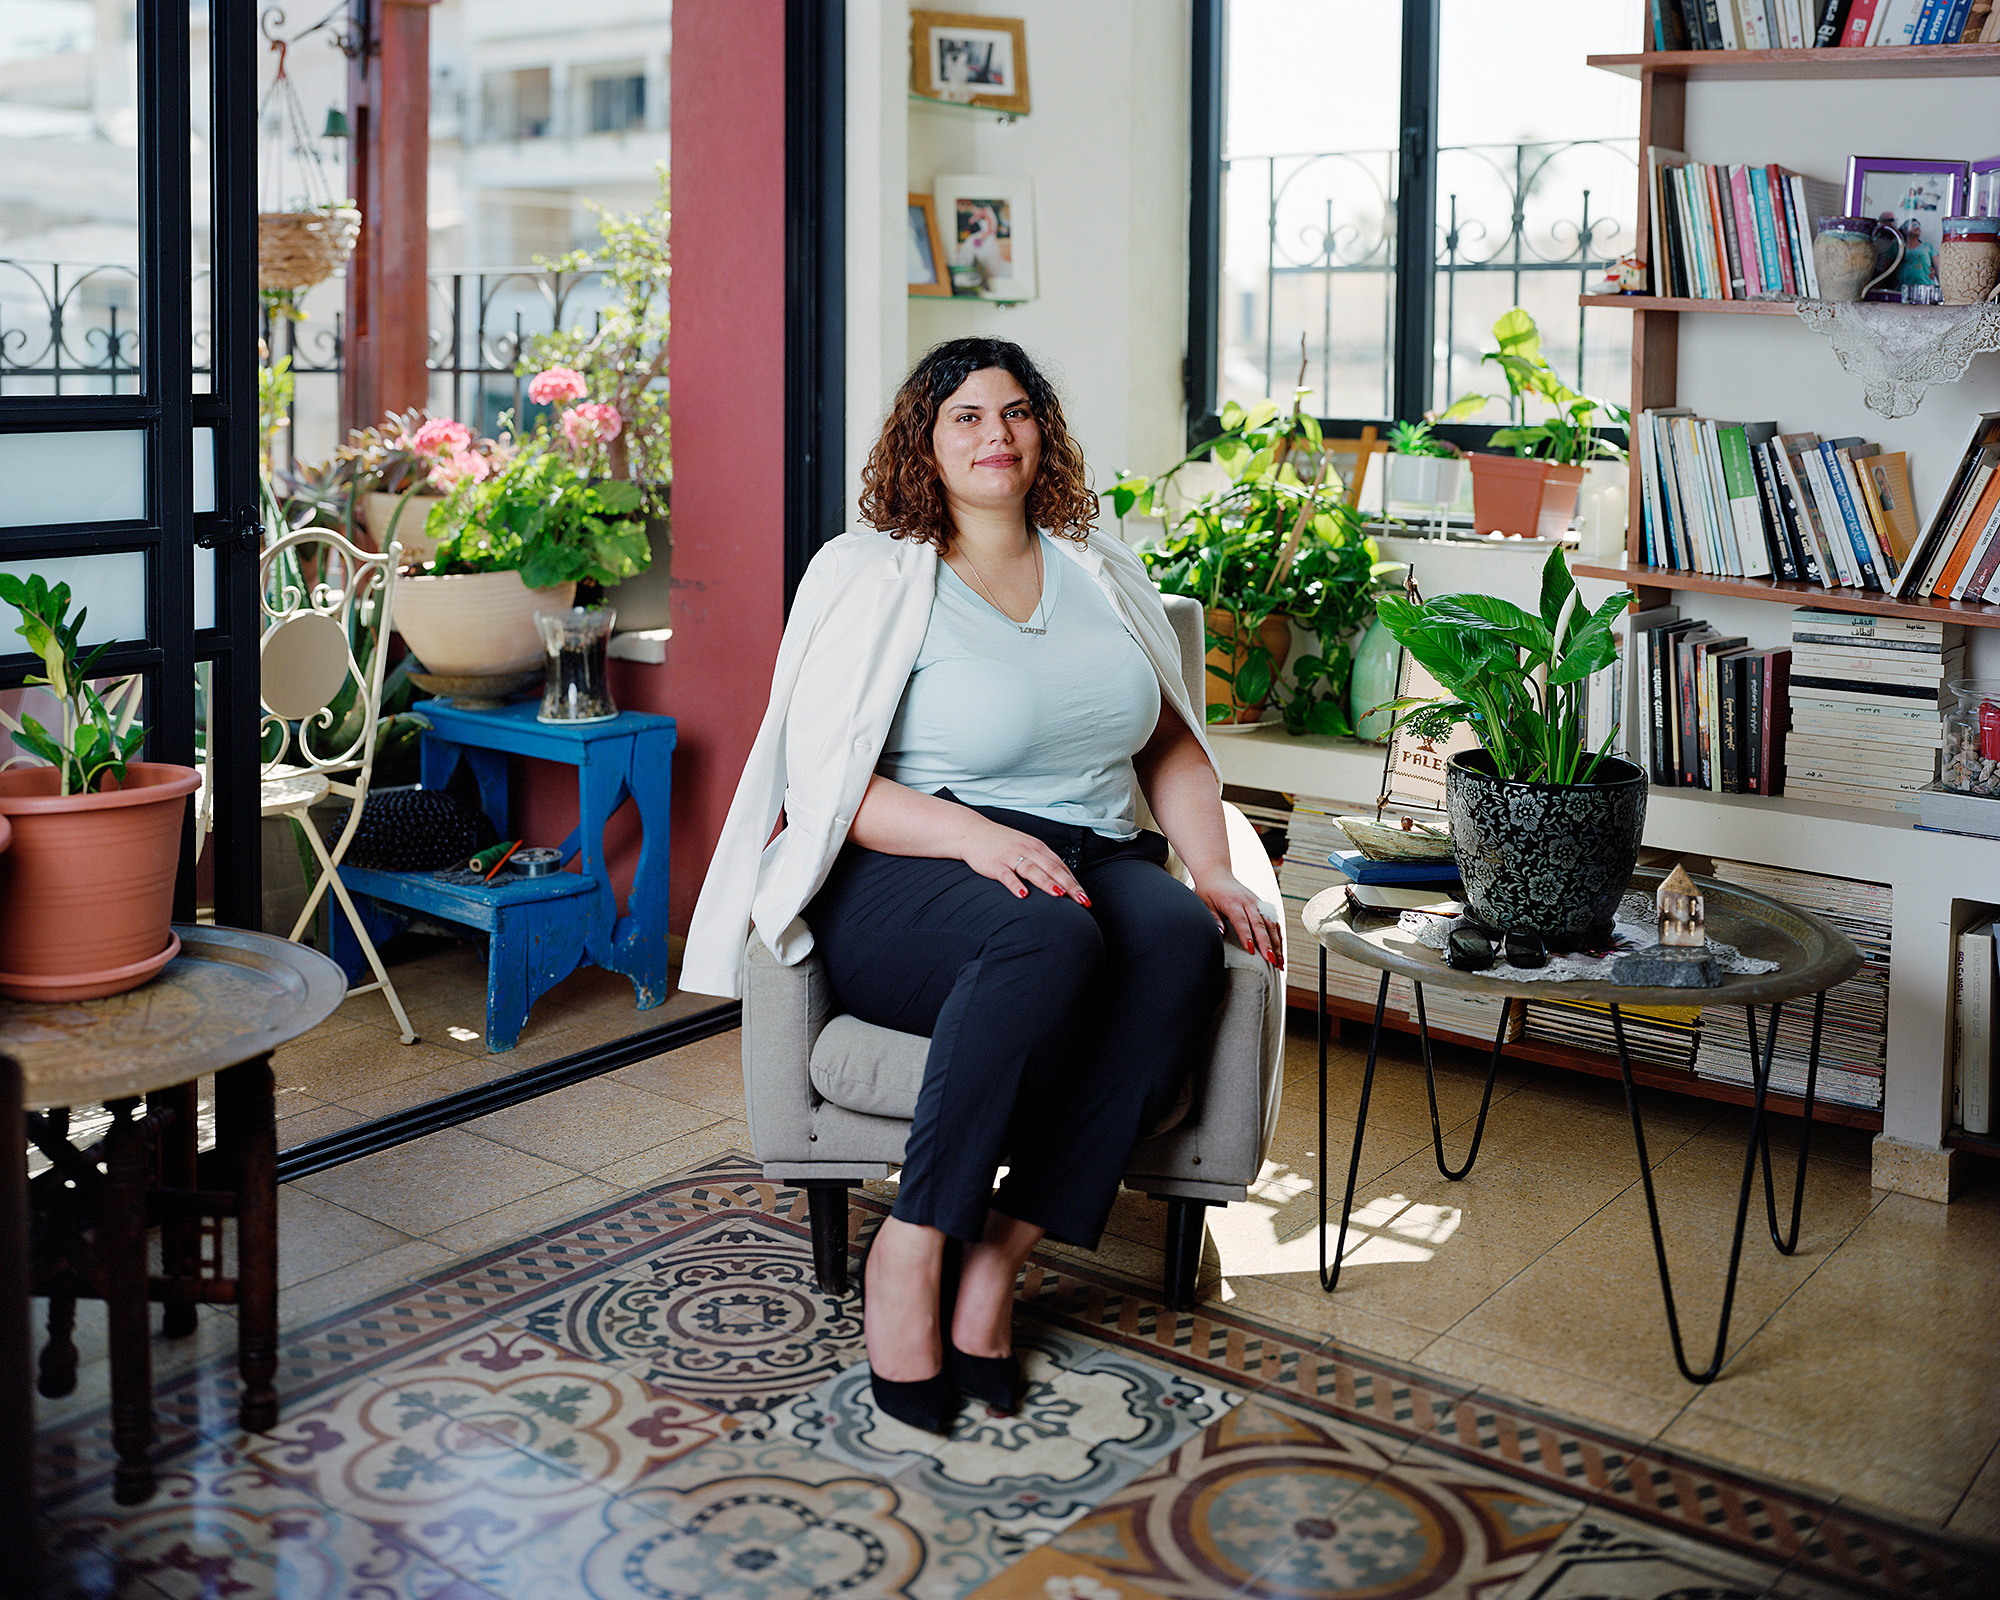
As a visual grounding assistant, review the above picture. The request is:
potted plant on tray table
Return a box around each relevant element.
[0,575,200,1000]
[1375,546,1642,949]
[1112,394,1402,734]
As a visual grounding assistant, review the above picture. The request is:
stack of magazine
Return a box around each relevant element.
[1695,859,1891,1108]
[1522,997,1702,1071]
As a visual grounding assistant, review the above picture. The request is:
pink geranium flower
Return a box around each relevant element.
[529,367,588,407]
[561,401,622,449]
[408,417,472,457]
[428,447,492,489]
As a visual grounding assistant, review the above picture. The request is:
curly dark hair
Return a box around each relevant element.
[858,338,1098,551]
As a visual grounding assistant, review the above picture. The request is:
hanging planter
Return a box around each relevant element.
[256,33,361,295]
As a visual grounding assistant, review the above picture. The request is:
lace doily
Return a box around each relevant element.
[1793,299,2000,419]
[1397,892,1779,984]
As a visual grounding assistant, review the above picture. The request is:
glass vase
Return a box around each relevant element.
[536,606,618,724]
[1942,679,2000,796]
[1349,614,1401,744]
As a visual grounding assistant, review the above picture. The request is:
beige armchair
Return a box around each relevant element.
[739,593,1285,1309]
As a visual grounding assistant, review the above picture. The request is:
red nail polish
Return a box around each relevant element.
[1078,894,1092,907]
[1016,886,1027,898]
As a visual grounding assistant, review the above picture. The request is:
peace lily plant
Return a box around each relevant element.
[1375,545,1628,787]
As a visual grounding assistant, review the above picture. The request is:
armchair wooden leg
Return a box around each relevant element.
[800,1181,856,1297]
[1162,1198,1211,1312]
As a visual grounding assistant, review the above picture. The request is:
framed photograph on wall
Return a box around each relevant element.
[907,192,952,297]
[1844,156,1969,301]
[909,11,1030,115]
[932,174,1036,301]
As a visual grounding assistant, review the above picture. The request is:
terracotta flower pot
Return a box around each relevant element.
[359,490,445,566]
[1204,607,1292,724]
[0,762,200,1000]
[1536,463,1586,539]
[1469,455,1588,539]
[393,570,577,676]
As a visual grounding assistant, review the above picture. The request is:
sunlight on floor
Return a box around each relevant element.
[1211,1158,1463,1297]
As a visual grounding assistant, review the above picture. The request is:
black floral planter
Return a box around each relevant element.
[1444,749,1648,950]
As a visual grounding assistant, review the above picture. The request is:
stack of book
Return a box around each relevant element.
[1522,997,1702,1070]
[1696,859,1891,1108]
[1892,411,2000,603]
[1651,0,2000,50]
[1953,907,1995,1135]
[1786,608,1957,813]
[1635,613,1793,793]
[1645,157,1840,302]
[1635,410,1920,590]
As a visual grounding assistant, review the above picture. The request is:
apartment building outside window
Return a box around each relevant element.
[582,64,647,134]
[482,65,551,141]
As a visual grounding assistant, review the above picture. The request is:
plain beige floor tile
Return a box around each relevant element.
[1638,1122,1888,1233]
[270,1026,461,1103]
[588,1118,752,1191]
[1411,1333,1685,1438]
[277,1186,420,1289]
[608,1028,749,1117]
[273,1086,325,1121]
[275,1102,366,1151]
[1355,1146,1628,1260]
[465,1078,723,1171]
[1539,1183,1852,1295]
[1205,1274,1441,1362]
[278,1238,458,1330]
[335,1055,524,1120]
[424,1173,626,1256]
[290,1125,577,1233]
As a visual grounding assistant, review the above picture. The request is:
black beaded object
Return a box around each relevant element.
[1503,933,1547,969]
[320,790,499,872]
[1446,928,1495,971]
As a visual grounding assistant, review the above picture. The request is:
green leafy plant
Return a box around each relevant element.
[1373,545,1629,786]
[1112,394,1402,736]
[524,165,671,496]
[0,574,144,794]
[1386,418,1459,459]
[1453,308,1628,467]
[427,449,651,589]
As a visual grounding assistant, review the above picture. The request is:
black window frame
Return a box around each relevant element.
[1185,0,1624,462]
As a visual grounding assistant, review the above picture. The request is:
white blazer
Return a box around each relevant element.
[680,529,1219,1000]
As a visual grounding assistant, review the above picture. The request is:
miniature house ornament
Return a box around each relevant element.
[1611,863,1723,989]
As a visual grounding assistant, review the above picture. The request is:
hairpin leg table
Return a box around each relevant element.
[1,927,345,1511]
[1303,868,1862,1385]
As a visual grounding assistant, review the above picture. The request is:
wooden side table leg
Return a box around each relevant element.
[0,1056,38,1584]
[223,1055,280,1433]
[101,1098,155,1504]
[152,1080,200,1337]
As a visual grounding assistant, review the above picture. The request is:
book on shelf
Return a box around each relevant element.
[1782,607,1955,810]
[1953,905,1994,1134]
[1645,157,1837,299]
[1660,0,1994,42]
[1894,412,2000,602]
[1638,615,1795,793]
[1920,781,2000,838]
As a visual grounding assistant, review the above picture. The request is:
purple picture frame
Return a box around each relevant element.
[1843,156,1970,302]
[1972,155,2000,219]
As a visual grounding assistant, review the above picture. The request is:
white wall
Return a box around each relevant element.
[844,0,1192,523]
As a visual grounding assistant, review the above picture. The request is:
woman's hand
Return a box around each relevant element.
[962,817,1090,905]
[1193,869,1283,967]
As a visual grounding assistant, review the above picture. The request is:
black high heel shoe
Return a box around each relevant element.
[940,1238,1025,1415]
[859,1225,959,1434]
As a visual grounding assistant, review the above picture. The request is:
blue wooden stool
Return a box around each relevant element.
[332,701,676,1051]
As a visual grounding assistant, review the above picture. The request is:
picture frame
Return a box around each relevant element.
[1843,156,1970,302]
[906,192,952,297]
[909,11,1030,115]
[1971,155,2000,219]
[932,174,1037,302]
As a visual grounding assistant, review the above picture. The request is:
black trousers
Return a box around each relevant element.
[804,797,1225,1248]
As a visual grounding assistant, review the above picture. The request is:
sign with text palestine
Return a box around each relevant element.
[1382,652,1478,815]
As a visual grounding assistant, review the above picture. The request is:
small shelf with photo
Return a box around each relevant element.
[908,10,1030,116]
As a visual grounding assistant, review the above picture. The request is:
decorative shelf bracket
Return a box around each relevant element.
[1794,299,2000,419]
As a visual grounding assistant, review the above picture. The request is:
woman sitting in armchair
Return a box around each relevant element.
[683,336,1281,1433]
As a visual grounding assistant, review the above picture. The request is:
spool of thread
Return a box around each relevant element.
[509,847,563,878]
[469,841,520,874]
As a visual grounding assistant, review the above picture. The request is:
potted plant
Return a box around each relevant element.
[1383,416,1466,509]
[0,575,200,1000]
[1112,394,1402,733]
[521,168,672,630]
[330,408,510,563]
[1375,547,1643,948]
[400,400,651,677]
[1455,309,1627,539]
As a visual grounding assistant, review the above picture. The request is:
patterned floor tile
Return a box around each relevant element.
[1503,1513,1828,1598]
[962,1543,1161,1600]
[1053,1394,1575,1600]
[41,1440,496,1600]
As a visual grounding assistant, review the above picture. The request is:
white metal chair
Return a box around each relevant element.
[258,529,416,1043]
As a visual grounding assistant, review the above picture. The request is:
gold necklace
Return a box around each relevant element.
[958,535,1048,636]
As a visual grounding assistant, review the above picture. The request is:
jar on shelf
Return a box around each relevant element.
[1940,215,2000,307]
[536,605,618,724]
[1941,679,2000,796]
[1813,215,1902,303]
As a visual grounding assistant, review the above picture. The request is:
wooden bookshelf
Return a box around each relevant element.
[1290,988,1887,1132]
[1589,46,2000,82]
[1580,293,1799,316]
[1570,562,2000,629]
[1945,1125,2000,1159]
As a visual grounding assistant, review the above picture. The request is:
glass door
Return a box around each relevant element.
[0,0,262,926]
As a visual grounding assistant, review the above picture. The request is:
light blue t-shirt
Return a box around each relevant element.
[877,535,1163,837]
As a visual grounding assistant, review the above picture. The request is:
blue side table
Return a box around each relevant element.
[333,701,676,1051]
